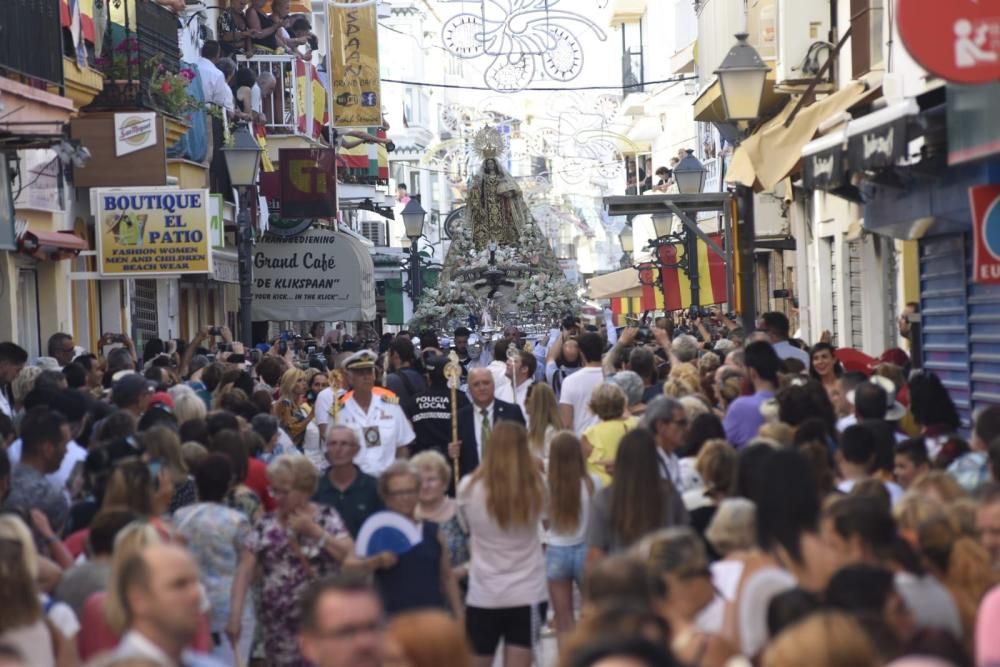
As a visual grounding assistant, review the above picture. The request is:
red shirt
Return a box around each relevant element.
[245,457,275,511]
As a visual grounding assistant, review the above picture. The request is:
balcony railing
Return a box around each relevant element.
[237,55,298,134]
[1,0,64,87]
[88,0,180,111]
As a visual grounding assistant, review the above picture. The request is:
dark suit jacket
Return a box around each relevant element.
[457,399,526,478]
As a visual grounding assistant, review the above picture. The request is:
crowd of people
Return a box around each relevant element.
[0,309,999,667]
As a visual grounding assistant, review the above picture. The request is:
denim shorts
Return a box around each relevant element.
[545,543,587,583]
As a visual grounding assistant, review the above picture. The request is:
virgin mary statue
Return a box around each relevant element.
[466,129,529,250]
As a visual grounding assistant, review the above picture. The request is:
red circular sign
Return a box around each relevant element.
[897,0,1000,84]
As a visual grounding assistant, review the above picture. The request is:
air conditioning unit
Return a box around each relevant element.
[360,220,387,247]
[776,0,831,85]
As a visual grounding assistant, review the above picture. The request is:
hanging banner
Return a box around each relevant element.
[280,148,338,218]
[294,60,328,139]
[251,228,376,322]
[328,0,382,128]
[971,184,1000,284]
[94,188,212,276]
[209,194,224,249]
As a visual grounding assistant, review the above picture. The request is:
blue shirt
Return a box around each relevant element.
[723,390,774,449]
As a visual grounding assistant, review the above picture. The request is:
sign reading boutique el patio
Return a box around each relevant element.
[94,188,212,276]
[251,228,375,322]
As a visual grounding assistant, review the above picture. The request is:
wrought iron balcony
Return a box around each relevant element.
[88,0,180,111]
[0,0,64,87]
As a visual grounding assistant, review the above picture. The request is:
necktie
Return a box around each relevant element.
[480,407,492,460]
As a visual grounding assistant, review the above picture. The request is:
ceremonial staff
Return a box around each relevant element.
[445,350,462,489]
[327,369,343,424]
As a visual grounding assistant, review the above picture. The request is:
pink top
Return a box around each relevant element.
[976,584,1000,667]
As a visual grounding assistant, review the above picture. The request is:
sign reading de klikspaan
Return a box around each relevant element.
[94,188,212,276]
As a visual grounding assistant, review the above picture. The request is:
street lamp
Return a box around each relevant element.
[716,33,769,333]
[651,213,672,239]
[222,123,263,347]
[401,196,426,307]
[673,150,707,195]
[715,33,770,123]
[619,223,634,252]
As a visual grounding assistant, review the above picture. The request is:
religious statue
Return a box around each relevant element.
[466,127,529,250]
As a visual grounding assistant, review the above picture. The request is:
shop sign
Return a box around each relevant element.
[209,194,224,249]
[265,217,315,238]
[971,184,1000,284]
[114,113,158,157]
[898,0,1000,85]
[211,251,239,284]
[94,188,212,276]
[279,148,337,219]
[848,118,906,171]
[802,147,845,191]
[251,227,375,322]
[327,0,382,128]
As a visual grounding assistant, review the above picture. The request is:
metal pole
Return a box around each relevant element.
[686,225,700,310]
[237,187,253,345]
[736,184,757,333]
[409,239,421,309]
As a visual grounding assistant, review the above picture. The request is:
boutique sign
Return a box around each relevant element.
[94,188,212,276]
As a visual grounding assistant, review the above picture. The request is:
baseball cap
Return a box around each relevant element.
[111,373,156,408]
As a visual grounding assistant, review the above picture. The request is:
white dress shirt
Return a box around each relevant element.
[195,57,230,109]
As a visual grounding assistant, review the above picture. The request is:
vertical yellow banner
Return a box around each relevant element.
[328,0,382,128]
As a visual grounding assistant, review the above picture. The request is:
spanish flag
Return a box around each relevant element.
[337,128,388,183]
[294,60,328,139]
[610,232,728,319]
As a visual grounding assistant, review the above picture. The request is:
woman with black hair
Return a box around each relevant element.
[908,370,962,460]
[809,342,843,405]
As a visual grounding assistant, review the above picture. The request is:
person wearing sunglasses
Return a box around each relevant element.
[641,396,690,491]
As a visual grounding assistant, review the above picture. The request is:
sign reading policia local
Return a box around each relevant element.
[328,0,382,128]
[94,188,212,277]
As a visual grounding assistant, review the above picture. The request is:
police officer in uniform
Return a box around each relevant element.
[336,350,415,476]
[410,354,469,460]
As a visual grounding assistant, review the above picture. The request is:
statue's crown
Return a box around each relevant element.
[473,125,506,160]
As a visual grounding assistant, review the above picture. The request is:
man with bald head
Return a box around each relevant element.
[99,544,226,666]
[449,367,525,478]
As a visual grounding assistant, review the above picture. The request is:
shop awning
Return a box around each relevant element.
[17,229,88,260]
[588,268,643,300]
[727,80,870,192]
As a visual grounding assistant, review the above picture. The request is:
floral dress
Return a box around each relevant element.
[244,505,348,667]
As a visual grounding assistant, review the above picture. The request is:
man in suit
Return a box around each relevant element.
[448,367,525,479]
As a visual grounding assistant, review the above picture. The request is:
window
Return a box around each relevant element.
[850,0,885,77]
[16,268,40,360]
[621,20,644,94]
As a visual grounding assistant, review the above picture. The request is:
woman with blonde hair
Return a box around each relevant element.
[169,384,207,425]
[762,611,878,667]
[524,382,561,464]
[140,426,195,514]
[581,383,637,485]
[910,471,966,504]
[0,515,59,667]
[228,454,353,666]
[412,450,469,581]
[545,431,599,643]
[275,368,323,469]
[384,610,473,667]
[457,421,547,667]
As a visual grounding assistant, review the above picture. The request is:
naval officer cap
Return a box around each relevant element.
[343,349,378,372]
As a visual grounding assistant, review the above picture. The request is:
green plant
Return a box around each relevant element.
[147,55,200,118]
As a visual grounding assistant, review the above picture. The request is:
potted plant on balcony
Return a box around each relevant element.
[94,37,142,103]
[147,55,199,144]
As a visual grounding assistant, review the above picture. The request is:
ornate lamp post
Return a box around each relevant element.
[401,196,427,308]
[222,123,262,346]
[619,222,634,267]
[672,150,707,195]
[716,32,770,332]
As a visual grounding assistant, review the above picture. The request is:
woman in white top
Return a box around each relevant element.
[457,421,547,667]
[0,515,57,667]
[544,431,598,644]
[524,382,561,469]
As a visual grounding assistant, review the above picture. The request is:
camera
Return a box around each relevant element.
[208,326,223,336]
[635,327,653,345]
[104,333,127,344]
[687,305,711,320]
[385,140,396,152]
